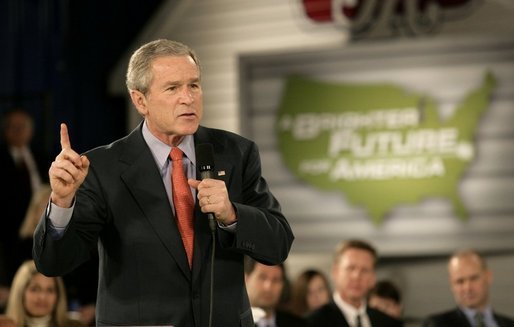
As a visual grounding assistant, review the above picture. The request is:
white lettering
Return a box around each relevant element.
[329,157,445,180]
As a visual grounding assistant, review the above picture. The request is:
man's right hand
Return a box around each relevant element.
[49,123,90,208]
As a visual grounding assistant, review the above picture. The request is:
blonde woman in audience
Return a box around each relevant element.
[289,269,332,317]
[18,184,97,326]
[5,260,83,327]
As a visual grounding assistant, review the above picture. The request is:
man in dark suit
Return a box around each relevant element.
[32,39,294,327]
[306,239,403,327]
[0,108,49,307]
[422,249,514,327]
[244,256,307,327]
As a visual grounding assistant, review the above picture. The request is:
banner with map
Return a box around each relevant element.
[276,72,496,225]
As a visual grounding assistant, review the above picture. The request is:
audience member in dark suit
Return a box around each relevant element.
[244,256,307,327]
[0,108,49,311]
[32,39,294,327]
[422,249,514,327]
[306,239,403,327]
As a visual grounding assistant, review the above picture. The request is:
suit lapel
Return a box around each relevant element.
[120,124,192,280]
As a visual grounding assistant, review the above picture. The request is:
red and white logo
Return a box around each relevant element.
[301,0,481,37]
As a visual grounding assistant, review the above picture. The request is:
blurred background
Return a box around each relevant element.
[1,0,513,325]
[0,0,163,154]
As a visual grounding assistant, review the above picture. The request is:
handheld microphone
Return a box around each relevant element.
[197,143,217,327]
[196,143,216,232]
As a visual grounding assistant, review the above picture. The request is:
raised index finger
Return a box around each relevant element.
[60,123,72,150]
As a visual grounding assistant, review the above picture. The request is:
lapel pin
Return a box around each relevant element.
[217,170,226,176]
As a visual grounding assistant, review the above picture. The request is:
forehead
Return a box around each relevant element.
[151,56,199,76]
[449,256,482,276]
[339,248,375,265]
[7,112,30,124]
[253,263,283,277]
[27,273,56,287]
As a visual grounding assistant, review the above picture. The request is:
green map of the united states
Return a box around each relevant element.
[276,72,496,225]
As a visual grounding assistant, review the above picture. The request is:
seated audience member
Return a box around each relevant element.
[2,185,52,315]
[368,279,403,319]
[16,185,97,326]
[4,260,83,327]
[0,108,49,289]
[422,249,514,327]
[289,268,331,317]
[244,256,307,327]
[18,184,52,262]
[306,239,403,327]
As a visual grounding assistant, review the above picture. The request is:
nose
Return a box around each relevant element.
[179,87,194,104]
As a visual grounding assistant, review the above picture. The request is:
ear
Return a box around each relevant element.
[129,90,148,116]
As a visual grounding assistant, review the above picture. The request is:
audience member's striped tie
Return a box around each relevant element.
[475,312,485,327]
[356,314,362,327]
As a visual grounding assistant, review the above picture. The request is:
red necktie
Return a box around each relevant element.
[170,148,195,268]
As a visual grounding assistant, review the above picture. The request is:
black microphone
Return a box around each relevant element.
[196,143,217,327]
[196,143,216,232]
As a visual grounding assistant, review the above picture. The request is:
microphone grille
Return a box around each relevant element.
[196,143,215,171]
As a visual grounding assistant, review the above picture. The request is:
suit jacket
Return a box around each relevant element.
[33,124,294,327]
[306,301,404,327]
[275,310,308,327]
[422,308,514,327]
[0,142,49,285]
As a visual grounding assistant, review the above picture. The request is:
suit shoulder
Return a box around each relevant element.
[494,312,514,326]
[83,128,140,160]
[368,307,404,326]
[422,309,464,327]
[276,310,308,327]
[305,302,342,326]
[196,126,255,147]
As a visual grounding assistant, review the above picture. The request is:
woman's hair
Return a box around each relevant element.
[368,279,402,304]
[5,260,72,327]
[288,268,331,316]
[19,184,52,239]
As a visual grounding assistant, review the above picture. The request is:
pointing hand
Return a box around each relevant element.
[48,123,90,207]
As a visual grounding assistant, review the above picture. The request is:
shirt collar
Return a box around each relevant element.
[333,291,367,318]
[142,120,196,169]
[258,313,276,327]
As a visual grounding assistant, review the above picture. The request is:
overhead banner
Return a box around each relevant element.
[301,0,482,38]
[276,72,495,224]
